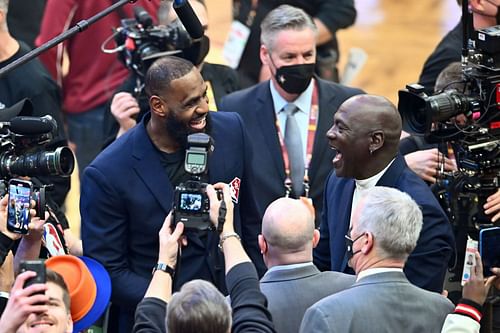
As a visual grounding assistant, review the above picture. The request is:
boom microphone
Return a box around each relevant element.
[173,0,204,40]
[10,115,57,135]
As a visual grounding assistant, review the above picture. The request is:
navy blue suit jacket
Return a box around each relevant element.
[219,78,363,224]
[314,154,455,293]
[81,112,263,329]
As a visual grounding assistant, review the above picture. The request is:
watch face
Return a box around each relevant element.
[153,263,175,277]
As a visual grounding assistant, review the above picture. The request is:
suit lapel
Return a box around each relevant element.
[376,154,406,187]
[131,116,173,214]
[256,85,286,179]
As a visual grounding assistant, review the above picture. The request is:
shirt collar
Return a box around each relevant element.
[356,267,403,282]
[265,262,314,275]
[354,157,396,191]
[270,79,314,116]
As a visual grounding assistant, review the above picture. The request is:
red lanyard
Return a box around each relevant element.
[275,81,319,197]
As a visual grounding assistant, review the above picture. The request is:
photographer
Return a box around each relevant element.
[0,0,70,208]
[0,269,73,333]
[133,183,275,333]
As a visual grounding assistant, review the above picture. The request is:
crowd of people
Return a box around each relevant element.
[0,0,500,332]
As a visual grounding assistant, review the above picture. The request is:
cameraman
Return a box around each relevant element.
[103,0,240,144]
[0,0,70,208]
[133,183,275,333]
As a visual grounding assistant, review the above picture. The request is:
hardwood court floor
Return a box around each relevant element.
[65,0,462,236]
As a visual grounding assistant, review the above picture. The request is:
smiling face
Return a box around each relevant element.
[159,68,210,147]
[326,105,372,179]
[18,282,72,333]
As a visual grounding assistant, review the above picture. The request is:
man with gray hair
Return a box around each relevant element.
[301,186,454,332]
[259,197,354,333]
[220,5,363,227]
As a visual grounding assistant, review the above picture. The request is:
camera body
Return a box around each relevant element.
[398,24,500,232]
[112,7,207,78]
[173,133,213,231]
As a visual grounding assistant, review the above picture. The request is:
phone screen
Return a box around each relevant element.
[479,227,500,277]
[7,179,32,234]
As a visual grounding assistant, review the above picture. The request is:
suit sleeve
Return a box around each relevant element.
[314,0,356,34]
[313,172,333,271]
[35,0,77,81]
[300,304,337,333]
[404,201,455,293]
[235,114,267,276]
[81,166,149,308]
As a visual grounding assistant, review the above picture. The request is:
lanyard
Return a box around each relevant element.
[275,82,319,198]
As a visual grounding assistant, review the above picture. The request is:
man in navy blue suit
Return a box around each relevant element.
[314,94,455,293]
[80,56,263,332]
[219,5,363,226]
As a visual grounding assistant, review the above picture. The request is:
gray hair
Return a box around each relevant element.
[166,280,232,333]
[260,5,317,50]
[356,186,423,261]
[0,0,8,13]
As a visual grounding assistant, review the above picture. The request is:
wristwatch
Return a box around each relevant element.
[152,262,175,279]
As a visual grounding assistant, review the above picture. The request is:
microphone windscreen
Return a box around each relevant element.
[10,116,55,135]
[173,0,204,40]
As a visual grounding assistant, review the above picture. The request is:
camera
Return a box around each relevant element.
[104,6,209,79]
[0,99,75,217]
[172,133,213,231]
[398,23,500,232]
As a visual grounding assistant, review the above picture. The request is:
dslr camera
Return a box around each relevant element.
[172,133,213,231]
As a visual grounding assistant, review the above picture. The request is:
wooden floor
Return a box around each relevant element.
[65,0,463,235]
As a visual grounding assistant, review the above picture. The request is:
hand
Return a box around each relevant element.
[484,189,500,223]
[0,271,49,332]
[206,183,234,234]
[0,195,21,241]
[462,252,496,305]
[24,209,49,242]
[404,148,457,183]
[490,267,500,290]
[158,212,185,268]
[110,92,140,136]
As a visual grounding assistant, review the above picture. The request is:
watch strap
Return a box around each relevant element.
[153,262,175,278]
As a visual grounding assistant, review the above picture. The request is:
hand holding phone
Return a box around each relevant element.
[6,179,33,234]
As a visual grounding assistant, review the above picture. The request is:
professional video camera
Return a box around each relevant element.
[398,22,500,232]
[0,99,75,217]
[103,5,209,79]
[172,133,214,231]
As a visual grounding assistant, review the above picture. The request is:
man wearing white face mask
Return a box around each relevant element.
[219,5,364,227]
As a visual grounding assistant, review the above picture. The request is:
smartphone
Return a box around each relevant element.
[6,178,33,234]
[479,227,500,277]
[19,260,46,291]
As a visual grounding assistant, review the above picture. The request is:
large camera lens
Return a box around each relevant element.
[427,91,476,123]
[0,146,75,178]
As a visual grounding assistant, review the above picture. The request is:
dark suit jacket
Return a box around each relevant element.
[219,78,363,225]
[314,154,456,293]
[81,112,263,331]
[260,264,354,333]
[300,271,454,333]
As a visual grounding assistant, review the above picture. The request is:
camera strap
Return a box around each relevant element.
[217,199,227,234]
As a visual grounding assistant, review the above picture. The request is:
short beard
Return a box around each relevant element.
[165,112,212,150]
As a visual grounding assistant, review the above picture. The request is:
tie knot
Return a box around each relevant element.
[283,103,298,116]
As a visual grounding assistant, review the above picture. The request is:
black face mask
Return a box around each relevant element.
[274,63,315,94]
[345,233,365,261]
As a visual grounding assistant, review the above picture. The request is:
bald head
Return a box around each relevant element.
[262,198,315,252]
[343,94,401,149]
